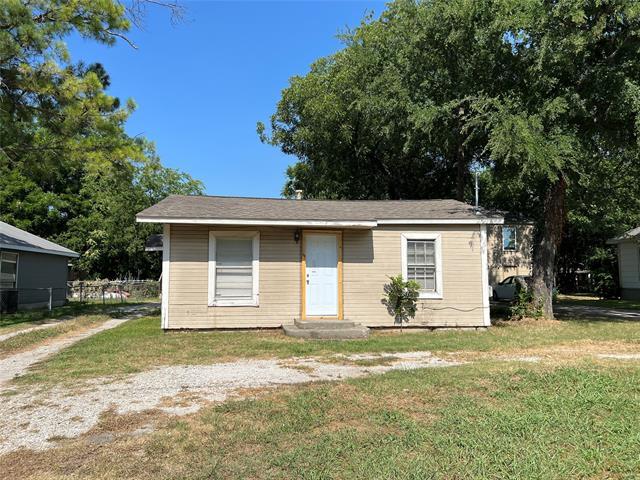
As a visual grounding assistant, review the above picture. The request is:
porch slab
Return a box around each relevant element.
[283,322,370,340]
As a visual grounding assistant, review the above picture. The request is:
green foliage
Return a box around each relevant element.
[0,1,202,278]
[509,282,543,321]
[587,247,620,299]
[262,0,640,313]
[382,275,421,326]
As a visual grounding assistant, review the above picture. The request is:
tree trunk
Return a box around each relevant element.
[532,177,566,319]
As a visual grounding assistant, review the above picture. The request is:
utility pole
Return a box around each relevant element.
[474,171,480,208]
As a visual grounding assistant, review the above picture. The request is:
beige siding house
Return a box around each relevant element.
[487,222,534,285]
[136,195,503,329]
[608,227,640,300]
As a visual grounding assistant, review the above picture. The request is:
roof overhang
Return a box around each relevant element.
[136,216,503,227]
[0,244,80,258]
[607,236,640,245]
[376,218,504,225]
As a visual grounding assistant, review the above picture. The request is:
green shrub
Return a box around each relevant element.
[509,281,543,320]
[382,275,421,328]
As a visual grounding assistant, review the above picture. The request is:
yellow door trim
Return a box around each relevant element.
[300,230,343,320]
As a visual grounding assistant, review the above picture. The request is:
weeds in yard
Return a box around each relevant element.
[3,361,640,479]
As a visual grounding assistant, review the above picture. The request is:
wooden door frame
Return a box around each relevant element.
[300,229,343,320]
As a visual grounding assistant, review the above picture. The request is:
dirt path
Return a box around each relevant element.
[0,305,158,387]
[0,322,62,343]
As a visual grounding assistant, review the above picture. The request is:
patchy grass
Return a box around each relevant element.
[3,360,640,479]
[0,301,157,330]
[14,314,640,387]
[556,294,640,310]
[0,315,110,359]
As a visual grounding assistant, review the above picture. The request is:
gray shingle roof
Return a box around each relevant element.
[607,227,640,244]
[136,195,503,224]
[0,221,79,258]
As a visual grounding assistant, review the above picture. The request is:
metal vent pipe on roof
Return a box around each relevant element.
[295,190,303,200]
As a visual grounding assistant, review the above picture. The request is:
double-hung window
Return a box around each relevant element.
[502,226,517,251]
[208,232,259,306]
[0,252,18,289]
[401,233,443,299]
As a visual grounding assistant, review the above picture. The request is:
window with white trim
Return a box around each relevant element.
[407,240,436,292]
[208,232,259,306]
[401,233,443,299]
[502,226,517,251]
[0,252,18,289]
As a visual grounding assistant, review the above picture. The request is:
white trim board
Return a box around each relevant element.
[400,232,444,300]
[480,224,491,326]
[161,224,170,329]
[136,217,503,226]
[378,218,503,225]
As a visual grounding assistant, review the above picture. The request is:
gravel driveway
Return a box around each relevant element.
[0,352,456,454]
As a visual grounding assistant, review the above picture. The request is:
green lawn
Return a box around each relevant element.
[6,360,640,479]
[15,314,640,386]
[4,313,640,478]
[0,315,109,359]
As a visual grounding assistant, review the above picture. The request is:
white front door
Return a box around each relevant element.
[305,233,338,317]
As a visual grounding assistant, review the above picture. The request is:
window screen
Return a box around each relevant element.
[215,238,253,299]
[503,226,517,251]
[0,252,18,289]
[406,240,436,292]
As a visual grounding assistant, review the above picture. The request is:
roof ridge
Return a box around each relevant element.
[168,194,463,203]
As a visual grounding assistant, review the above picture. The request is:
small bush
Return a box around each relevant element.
[382,275,421,328]
[509,281,543,320]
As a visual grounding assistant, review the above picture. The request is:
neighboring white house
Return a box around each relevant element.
[608,227,640,300]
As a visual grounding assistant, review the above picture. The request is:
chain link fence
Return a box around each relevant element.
[1,280,160,314]
[67,280,160,304]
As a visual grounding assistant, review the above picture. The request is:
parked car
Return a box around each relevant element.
[492,275,531,301]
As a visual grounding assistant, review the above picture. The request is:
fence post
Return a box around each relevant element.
[102,286,105,305]
[48,287,52,312]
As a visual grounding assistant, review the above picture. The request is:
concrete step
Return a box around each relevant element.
[283,324,370,340]
[294,319,358,330]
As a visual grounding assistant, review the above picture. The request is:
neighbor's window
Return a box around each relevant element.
[401,233,443,299]
[503,226,517,251]
[0,252,18,289]
[208,232,259,306]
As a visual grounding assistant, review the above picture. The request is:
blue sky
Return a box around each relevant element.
[67,1,385,197]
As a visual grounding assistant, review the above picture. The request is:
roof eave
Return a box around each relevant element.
[136,216,503,226]
[1,244,79,258]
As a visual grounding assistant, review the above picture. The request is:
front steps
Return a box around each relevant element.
[283,319,370,340]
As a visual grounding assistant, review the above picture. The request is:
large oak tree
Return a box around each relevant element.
[262,0,640,317]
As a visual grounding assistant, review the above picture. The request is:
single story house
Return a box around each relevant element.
[136,195,503,330]
[0,221,79,311]
[487,220,534,285]
[607,227,640,300]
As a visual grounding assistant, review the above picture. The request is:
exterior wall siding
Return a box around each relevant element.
[166,223,487,329]
[487,224,533,285]
[9,249,70,308]
[618,242,640,290]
